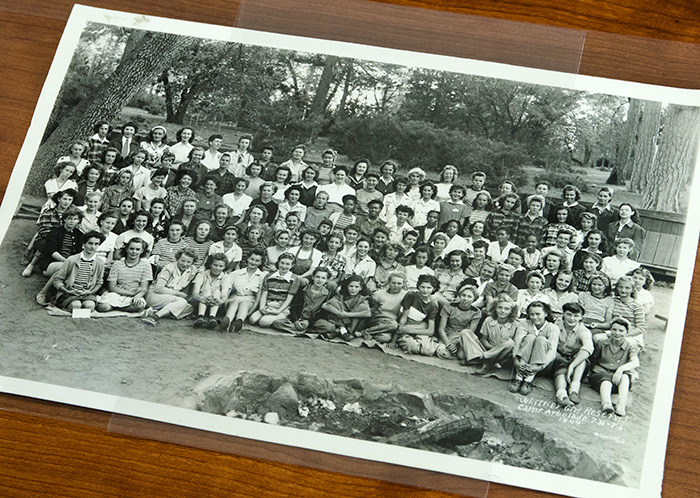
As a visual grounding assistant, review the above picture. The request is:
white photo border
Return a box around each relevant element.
[2,5,700,498]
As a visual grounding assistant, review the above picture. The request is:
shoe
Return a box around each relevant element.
[193,316,206,329]
[602,403,614,414]
[556,395,574,407]
[472,366,494,376]
[142,313,158,327]
[233,319,243,333]
[35,293,48,307]
[340,332,354,341]
[219,317,230,332]
[568,391,580,404]
[614,404,627,417]
[519,382,532,395]
[206,317,218,329]
[508,379,522,393]
[21,266,33,277]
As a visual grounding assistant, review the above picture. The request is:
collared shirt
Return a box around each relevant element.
[208,241,243,267]
[226,267,266,297]
[591,338,638,374]
[262,270,300,303]
[318,182,355,207]
[155,261,196,292]
[347,254,376,282]
[435,268,465,301]
[202,150,223,171]
[556,320,594,357]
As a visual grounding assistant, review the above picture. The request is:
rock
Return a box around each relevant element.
[238,372,272,402]
[263,382,299,416]
[342,402,363,414]
[264,412,280,425]
[295,372,334,398]
[192,374,239,414]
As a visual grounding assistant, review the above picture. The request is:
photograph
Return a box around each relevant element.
[1,6,699,498]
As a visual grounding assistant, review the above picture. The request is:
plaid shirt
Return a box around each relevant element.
[87,134,110,164]
[484,210,520,239]
[516,214,548,246]
[165,186,198,217]
[540,223,576,248]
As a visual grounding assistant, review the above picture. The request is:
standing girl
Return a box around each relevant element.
[140,125,170,169]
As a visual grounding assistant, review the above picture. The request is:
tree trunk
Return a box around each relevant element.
[642,105,700,212]
[118,30,147,66]
[309,55,338,118]
[610,98,642,185]
[161,69,177,123]
[629,100,662,193]
[337,61,354,118]
[26,31,193,195]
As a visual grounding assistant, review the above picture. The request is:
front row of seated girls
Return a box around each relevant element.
[42,226,642,416]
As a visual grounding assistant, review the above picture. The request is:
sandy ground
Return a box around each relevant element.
[0,218,675,487]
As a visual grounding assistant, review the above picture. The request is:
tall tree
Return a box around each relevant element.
[609,98,642,184]
[629,100,662,193]
[309,55,339,118]
[643,105,700,212]
[26,30,194,195]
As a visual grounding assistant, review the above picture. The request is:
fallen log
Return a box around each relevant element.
[382,414,484,448]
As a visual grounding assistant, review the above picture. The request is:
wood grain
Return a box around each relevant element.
[1,1,699,497]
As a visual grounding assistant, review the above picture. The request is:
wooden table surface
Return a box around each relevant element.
[2,1,700,497]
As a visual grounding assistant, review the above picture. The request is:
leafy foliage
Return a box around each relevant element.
[328,116,528,185]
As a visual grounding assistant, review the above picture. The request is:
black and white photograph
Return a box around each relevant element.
[1,6,700,498]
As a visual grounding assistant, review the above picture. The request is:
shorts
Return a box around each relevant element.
[228,294,256,306]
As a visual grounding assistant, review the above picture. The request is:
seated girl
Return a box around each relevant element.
[601,238,640,286]
[221,249,267,333]
[628,267,655,318]
[436,283,481,361]
[516,271,550,317]
[22,189,79,277]
[318,230,349,291]
[207,225,243,272]
[404,246,435,292]
[610,275,646,348]
[183,220,214,268]
[363,272,407,343]
[147,198,169,242]
[52,230,107,311]
[310,275,371,340]
[480,263,519,312]
[510,301,559,395]
[553,302,594,406]
[374,243,405,290]
[141,248,198,326]
[542,269,578,318]
[589,318,640,417]
[78,191,102,233]
[272,267,332,335]
[114,211,155,259]
[150,221,188,271]
[172,198,198,236]
[97,237,153,312]
[288,227,323,286]
[578,273,614,334]
[37,206,84,278]
[467,294,519,375]
[573,253,602,292]
[134,168,168,212]
[266,229,291,271]
[248,252,301,328]
[191,253,229,329]
[394,274,440,355]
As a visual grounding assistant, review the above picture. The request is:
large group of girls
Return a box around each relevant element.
[21,120,657,417]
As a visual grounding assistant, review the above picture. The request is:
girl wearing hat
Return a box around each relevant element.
[140,125,170,169]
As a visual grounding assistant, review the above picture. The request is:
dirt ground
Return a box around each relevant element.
[0,217,675,487]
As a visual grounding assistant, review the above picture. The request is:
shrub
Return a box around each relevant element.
[327,116,528,186]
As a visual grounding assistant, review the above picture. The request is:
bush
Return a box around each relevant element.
[127,90,165,116]
[533,169,589,193]
[327,116,528,185]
